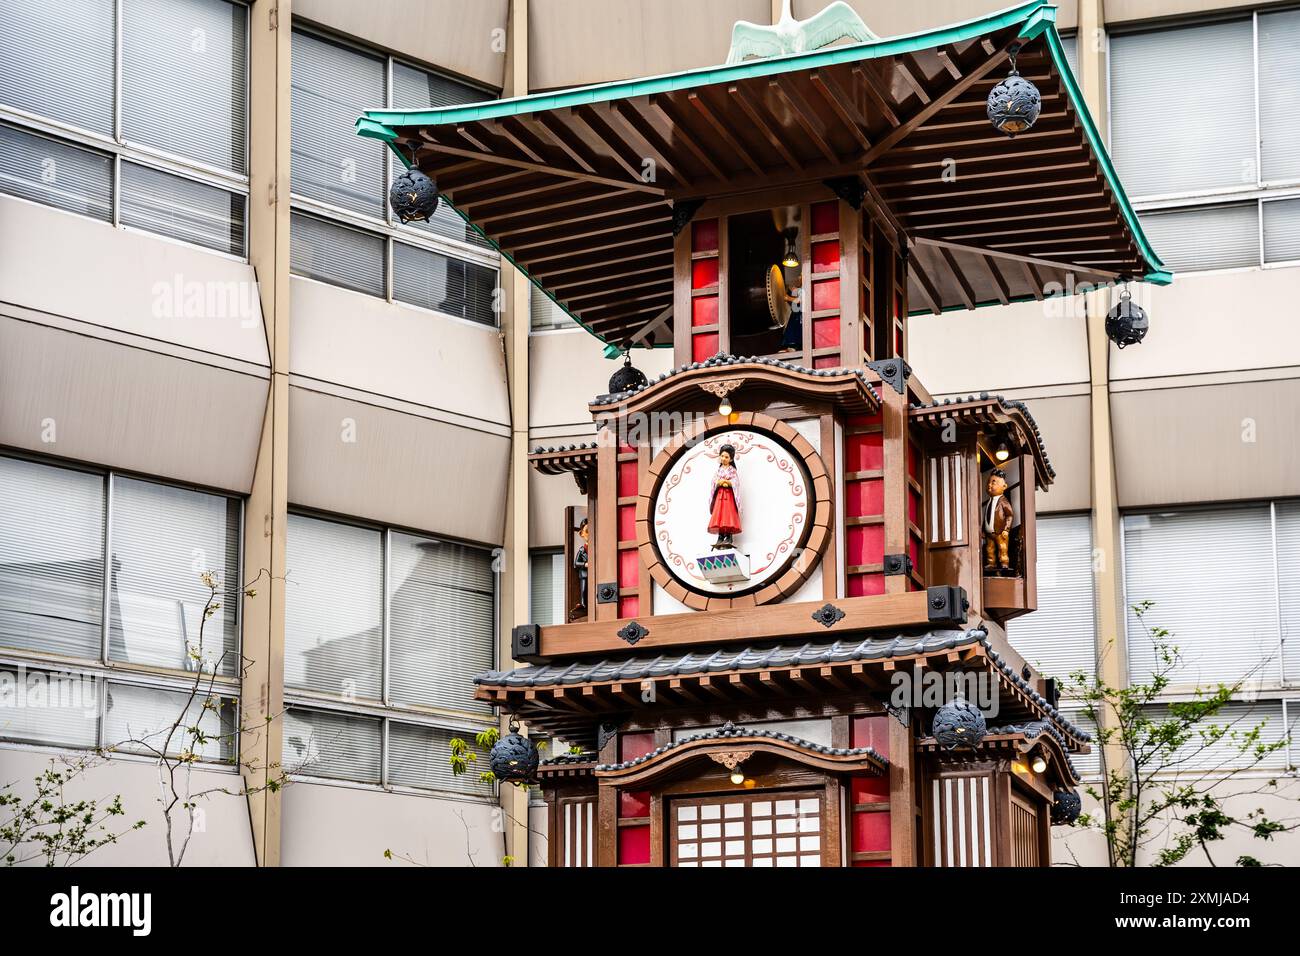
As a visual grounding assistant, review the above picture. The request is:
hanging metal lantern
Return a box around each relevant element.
[388,167,440,223]
[987,45,1041,137]
[931,697,988,750]
[1105,287,1149,349]
[607,350,649,395]
[489,717,539,784]
[1051,790,1083,826]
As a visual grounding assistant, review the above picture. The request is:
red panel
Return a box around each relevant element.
[618,595,639,618]
[812,316,840,349]
[846,433,884,471]
[692,332,719,362]
[811,200,839,235]
[909,533,922,568]
[618,825,651,865]
[813,355,839,369]
[908,489,921,525]
[619,733,655,761]
[618,504,636,542]
[618,460,638,496]
[692,295,718,327]
[852,810,892,853]
[812,277,840,312]
[851,716,890,755]
[909,442,922,478]
[845,478,884,518]
[812,239,839,273]
[846,524,885,566]
[619,547,639,585]
[846,413,881,428]
[895,325,905,355]
[619,443,636,455]
[691,257,718,289]
[619,789,651,818]
[851,775,890,804]
[691,218,718,253]
[847,572,886,597]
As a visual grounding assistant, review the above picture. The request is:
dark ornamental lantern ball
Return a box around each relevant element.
[931,698,988,750]
[987,71,1041,137]
[1051,790,1083,826]
[489,722,539,784]
[388,167,440,223]
[607,351,649,394]
[1105,290,1149,349]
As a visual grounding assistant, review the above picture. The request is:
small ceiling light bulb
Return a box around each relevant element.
[995,442,1011,462]
[730,769,745,785]
[782,230,799,268]
[1032,753,1048,774]
[718,396,733,417]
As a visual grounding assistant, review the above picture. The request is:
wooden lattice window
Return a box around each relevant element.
[927,451,967,546]
[669,791,823,867]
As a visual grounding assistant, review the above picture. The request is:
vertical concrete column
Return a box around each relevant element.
[498,0,533,867]
[241,0,292,867]
[1077,0,1127,864]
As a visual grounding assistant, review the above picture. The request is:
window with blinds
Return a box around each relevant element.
[1110,10,1300,272]
[0,0,249,255]
[530,551,566,626]
[288,27,499,321]
[531,282,577,331]
[1123,507,1284,688]
[0,453,243,759]
[1006,514,1096,686]
[282,513,497,794]
[1141,700,1289,772]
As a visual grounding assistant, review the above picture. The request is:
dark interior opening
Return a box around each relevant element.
[726,209,802,357]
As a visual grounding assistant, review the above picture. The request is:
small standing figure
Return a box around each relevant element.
[570,517,590,621]
[708,444,743,550]
[781,272,804,352]
[983,468,1015,572]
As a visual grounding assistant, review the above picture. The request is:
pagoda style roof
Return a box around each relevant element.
[594,721,889,781]
[357,0,1168,350]
[589,352,880,416]
[474,625,1091,749]
[528,442,600,493]
[910,392,1055,488]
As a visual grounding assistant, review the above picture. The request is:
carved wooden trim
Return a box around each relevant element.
[638,413,833,610]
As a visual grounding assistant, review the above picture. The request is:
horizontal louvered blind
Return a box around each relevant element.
[1059,33,1079,80]
[0,0,114,134]
[0,456,105,660]
[290,29,385,216]
[1111,19,1255,198]
[1124,508,1281,686]
[1058,706,1100,780]
[120,161,245,256]
[1138,203,1258,273]
[530,551,564,626]
[0,666,99,748]
[290,212,385,295]
[388,722,495,795]
[531,283,574,330]
[392,242,498,325]
[387,532,494,714]
[1142,700,1288,771]
[121,0,247,173]
[104,682,235,760]
[1275,501,1300,683]
[284,515,384,700]
[0,124,113,221]
[1007,515,1096,686]
[1263,198,1300,265]
[1259,9,1300,183]
[282,707,382,783]
[108,476,240,675]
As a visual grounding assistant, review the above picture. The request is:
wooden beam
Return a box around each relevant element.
[647,93,729,181]
[687,90,763,175]
[727,83,802,170]
[770,76,840,164]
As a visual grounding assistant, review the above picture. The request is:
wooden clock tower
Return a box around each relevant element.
[357,0,1168,867]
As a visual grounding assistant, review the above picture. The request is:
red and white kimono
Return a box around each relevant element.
[708,464,742,536]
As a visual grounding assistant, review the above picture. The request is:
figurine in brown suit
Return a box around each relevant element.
[983,469,1015,571]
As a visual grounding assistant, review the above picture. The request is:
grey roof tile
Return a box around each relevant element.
[594,720,888,772]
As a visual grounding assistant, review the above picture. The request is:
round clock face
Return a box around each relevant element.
[652,428,811,595]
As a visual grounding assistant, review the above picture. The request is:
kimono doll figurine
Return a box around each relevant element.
[708,444,742,550]
[573,518,590,608]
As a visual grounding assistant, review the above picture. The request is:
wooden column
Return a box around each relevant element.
[880,384,908,595]
[888,714,916,866]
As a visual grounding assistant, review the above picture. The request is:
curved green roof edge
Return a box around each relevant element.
[357,0,1169,347]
